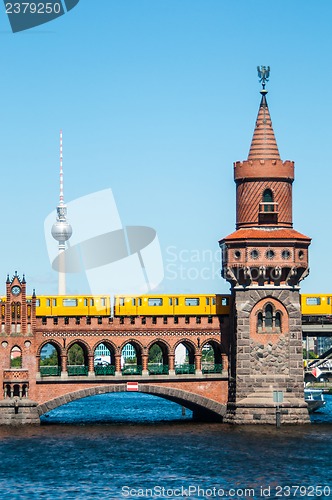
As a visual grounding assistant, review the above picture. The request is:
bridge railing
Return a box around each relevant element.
[67,365,89,376]
[121,365,143,375]
[40,366,61,377]
[175,364,195,375]
[202,363,222,374]
[148,364,169,375]
[94,365,116,376]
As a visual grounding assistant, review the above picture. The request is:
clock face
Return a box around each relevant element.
[11,286,21,296]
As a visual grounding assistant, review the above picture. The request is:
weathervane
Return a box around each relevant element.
[257,65,270,89]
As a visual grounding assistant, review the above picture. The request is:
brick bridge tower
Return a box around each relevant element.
[220,69,311,424]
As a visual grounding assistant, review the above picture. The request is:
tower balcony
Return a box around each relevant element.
[258,202,278,224]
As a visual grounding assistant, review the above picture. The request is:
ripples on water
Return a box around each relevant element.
[0,394,331,499]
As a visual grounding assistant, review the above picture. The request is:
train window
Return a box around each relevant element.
[206,298,209,305]
[185,298,199,306]
[328,297,331,305]
[212,297,216,305]
[101,298,106,307]
[132,298,136,306]
[52,299,57,306]
[84,299,88,306]
[138,298,142,306]
[306,297,321,306]
[63,299,78,307]
[221,297,229,306]
[148,298,163,306]
[46,299,50,307]
[169,298,173,306]
[36,299,40,307]
[90,299,94,306]
[119,298,125,307]
[175,298,179,306]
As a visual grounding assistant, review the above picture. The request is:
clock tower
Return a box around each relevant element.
[220,69,311,424]
[5,271,35,335]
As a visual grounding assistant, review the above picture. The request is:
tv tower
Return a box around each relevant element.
[51,130,72,295]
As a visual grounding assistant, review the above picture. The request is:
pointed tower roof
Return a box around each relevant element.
[248,89,280,161]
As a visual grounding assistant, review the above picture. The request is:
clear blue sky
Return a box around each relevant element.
[0,0,330,295]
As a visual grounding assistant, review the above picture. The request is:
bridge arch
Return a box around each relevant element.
[37,339,63,357]
[172,338,197,354]
[36,384,225,422]
[92,339,117,355]
[66,339,92,357]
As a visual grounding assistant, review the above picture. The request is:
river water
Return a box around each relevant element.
[0,394,331,499]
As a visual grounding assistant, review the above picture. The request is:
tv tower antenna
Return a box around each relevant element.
[51,130,73,295]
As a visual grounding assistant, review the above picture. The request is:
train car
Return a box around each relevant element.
[301,294,332,317]
[35,296,111,317]
[114,294,231,317]
[2,293,231,317]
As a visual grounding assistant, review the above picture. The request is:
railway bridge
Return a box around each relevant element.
[0,275,229,424]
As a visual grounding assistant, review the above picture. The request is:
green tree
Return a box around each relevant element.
[68,344,84,365]
[149,344,163,363]
[40,350,59,366]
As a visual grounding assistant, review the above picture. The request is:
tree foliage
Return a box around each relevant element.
[149,344,163,363]
[68,344,84,365]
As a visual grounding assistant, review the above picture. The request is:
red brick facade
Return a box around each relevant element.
[0,275,229,424]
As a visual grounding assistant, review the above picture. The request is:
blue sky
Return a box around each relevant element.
[0,0,331,296]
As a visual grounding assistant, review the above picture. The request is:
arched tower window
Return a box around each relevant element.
[257,303,282,334]
[10,346,22,368]
[257,312,263,333]
[259,189,278,223]
[265,304,273,330]
[275,312,281,333]
[263,189,273,203]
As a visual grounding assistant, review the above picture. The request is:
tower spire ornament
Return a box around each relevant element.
[51,130,73,295]
[257,65,270,89]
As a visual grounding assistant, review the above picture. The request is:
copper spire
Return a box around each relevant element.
[247,89,280,161]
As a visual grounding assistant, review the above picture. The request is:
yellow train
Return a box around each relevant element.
[2,294,231,317]
[301,294,332,317]
[4,292,332,318]
[114,294,230,317]
[34,296,112,317]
